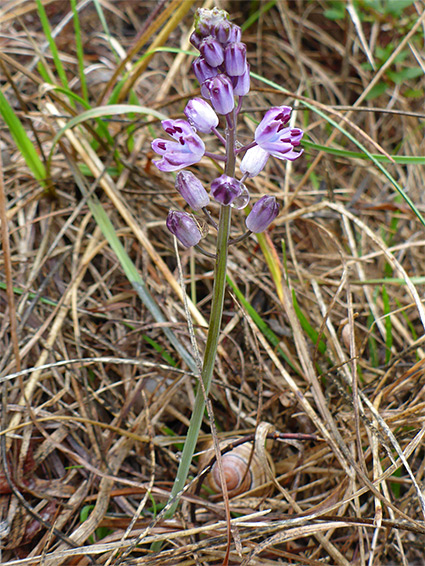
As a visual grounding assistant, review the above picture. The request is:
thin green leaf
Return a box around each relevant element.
[70,0,89,101]
[0,90,46,183]
[382,285,393,364]
[292,290,327,354]
[303,139,425,164]
[227,276,300,374]
[35,0,71,92]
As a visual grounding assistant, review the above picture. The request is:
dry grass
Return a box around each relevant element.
[1,1,425,565]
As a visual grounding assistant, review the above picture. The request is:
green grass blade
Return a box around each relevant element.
[70,0,89,101]
[292,290,327,354]
[0,90,46,184]
[226,275,300,374]
[35,0,71,92]
[303,139,425,165]
[382,285,393,364]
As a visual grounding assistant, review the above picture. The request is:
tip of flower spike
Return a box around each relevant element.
[194,8,229,37]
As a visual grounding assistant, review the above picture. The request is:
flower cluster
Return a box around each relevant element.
[151,7,304,249]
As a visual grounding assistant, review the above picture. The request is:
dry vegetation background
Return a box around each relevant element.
[1,0,425,565]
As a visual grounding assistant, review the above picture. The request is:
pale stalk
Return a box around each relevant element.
[165,110,236,518]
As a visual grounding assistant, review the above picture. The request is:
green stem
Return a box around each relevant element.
[164,111,236,518]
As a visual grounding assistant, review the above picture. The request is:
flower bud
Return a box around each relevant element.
[184,98,219,133]
[166,210,202,248]
[240,145,270,178]
[211,174,244,206]
[231,63,250,96]
[175,171,209,210]
[245,196,279,233]
[199,36,224,67]
[189,30,203,50]
[224,42,247,76]
[213,21,241,44]
[193,57,219,85]
[203,75,234,115]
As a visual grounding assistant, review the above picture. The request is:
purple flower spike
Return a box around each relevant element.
[246,196,280,233]
[203,74,235,115]
[254,106,304,161]
[200,36,224,67]
[184,98,219,133]
[231,63,250,96]
[175,170,209,211]
[211,174,243,206]
[193,57,219,85]
[224,42,247,76]
[151,119,205,172]
[166,210,202,248]
[240,145,270,178]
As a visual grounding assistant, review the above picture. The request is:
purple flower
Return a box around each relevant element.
[193,57,219,85]
[184,98,218,133]
[211,174,244,206]
[199,36,224,67]
[255,106,304,161]
[203,74,234,115]
[231,63,250,96]
[151,119,205,172]
[240,145,270,178]
[175,170,209,210]
[246,196,279,233]
[224,42,247,76]
[166,210,202,248]
[213,21,241,45]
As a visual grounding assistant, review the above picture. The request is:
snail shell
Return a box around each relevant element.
[199,440,274,498]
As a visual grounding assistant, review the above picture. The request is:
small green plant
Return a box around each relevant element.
[80,505,111,543]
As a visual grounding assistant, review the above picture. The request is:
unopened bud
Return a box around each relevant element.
[199,36,224,67]
[245,196,279,233]
[231,63,250,96]
[175,171,209,211]
[203,74,235,115]
[213,21,241,44]
[224,42,247,76]
[184,98,219,133]
[166,210,202,248]
[193,57,219,85]
[211,174,244,206]
[240,145,270,178]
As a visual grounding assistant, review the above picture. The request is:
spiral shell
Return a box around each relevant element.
[199,440,274,498]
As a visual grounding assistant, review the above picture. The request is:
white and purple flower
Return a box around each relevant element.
[255,106,304,161]
[151,119,205,172]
